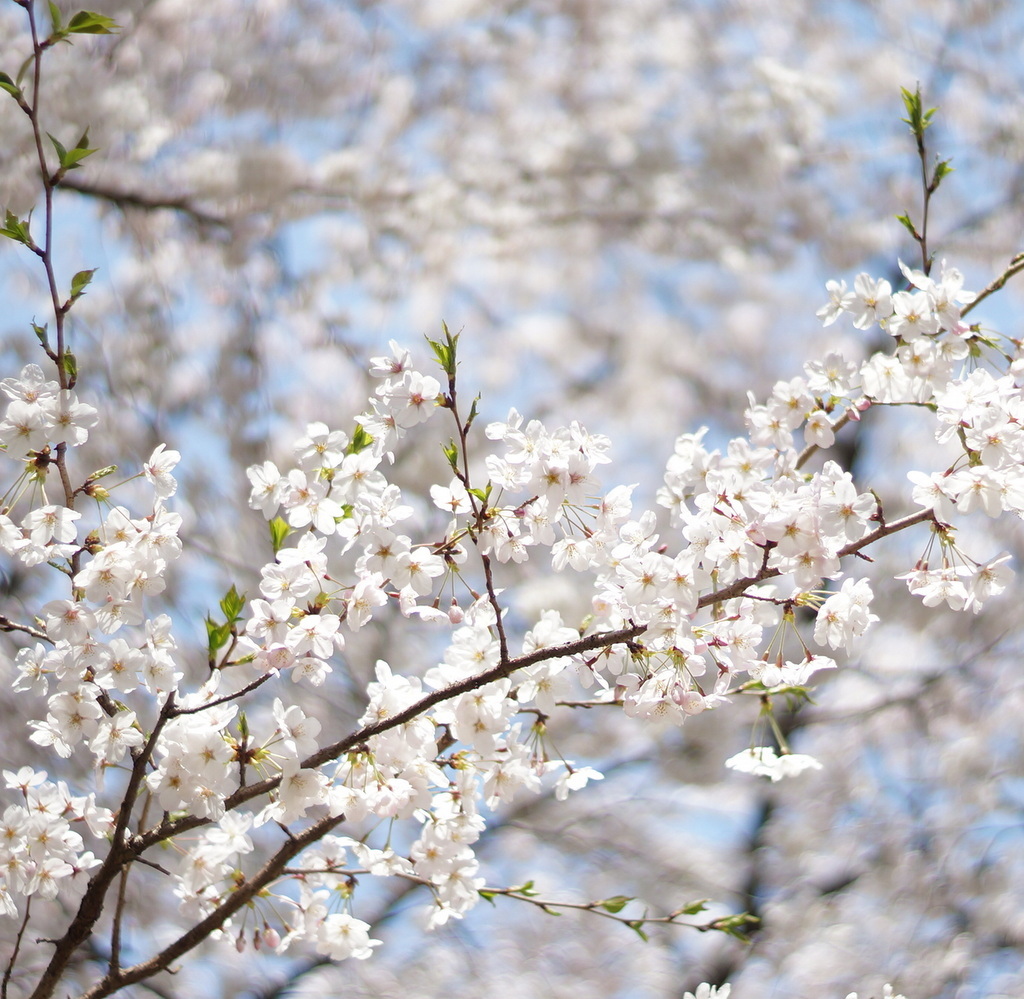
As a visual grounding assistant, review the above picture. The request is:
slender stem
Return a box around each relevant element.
[962,251,1024,318]
[23,4,77,515]
[24,5,65,379]
[444,355,510,662]
[109,864,130,976]
[481,883,756,937]
[0,615,51,641]
[915,122,932,275]
[169,671,276,717]
[1,896,32,999]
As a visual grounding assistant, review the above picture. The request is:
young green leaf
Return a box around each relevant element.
[679,898,709,916]
[66,10,120,33]
[47,132,68,162]
[31,321,49,347]
[712,912,760,943]
[442,439,459,471]
[932,158,954,187]
[70,269,97,299]
[625,920,649,942]
[48,130,97,172]
[0,72,22,101]
[465,393,480,431]
[426,320,460,376]
[895,213,917,237]
[347,423,373,454]
[597,895,634,914]
[219,583,246,622]
[60,145,98,169]
[205,616,231,654]
[61,352,78,383]
[1,209,31,245]
[269,516,291,553]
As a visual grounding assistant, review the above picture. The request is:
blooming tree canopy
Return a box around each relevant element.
[1,3,1023,999]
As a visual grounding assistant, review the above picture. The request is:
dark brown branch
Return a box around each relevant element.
[59,176,230,229]
[78,814,346,999]
[135,623,647,851]
[27,696,177,999]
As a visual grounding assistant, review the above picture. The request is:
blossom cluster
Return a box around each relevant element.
[816,261,1017,611]
[0,251,1016,975]
[0,767,113,918]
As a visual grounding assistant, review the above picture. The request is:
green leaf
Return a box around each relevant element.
[468,485,490,503]
[899,86,918,124]
[31,321,49,346]
[70,268,97,299]
[269,516,291,553]
[425,338,451,374]
[66,10,120,33]
[205,616,231,653]
[47,132,68,163]
[60,352,77,381]
[932,158,954,184]
[0,72,22,100]
[712,912,760,944]
[61,145,97,168]
[895,212,917,237]
[347,423,373,454]
[1,209,31,245]
[478,889,497,904]
[48,1,63,33]
[48,129,97,171]
[465,393,480,431]
[598,895,633,914]
[679,898,709,916]
[426,320,460,376]
[625,920,649,942]
[442,439,459,471]
[899,85,934,136]
[219,583,246,622]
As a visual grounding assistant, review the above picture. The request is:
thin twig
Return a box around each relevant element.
[0,615,50,641]
[1,896,32,999]
[481,883,758,938]
[962,251,1024,318]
